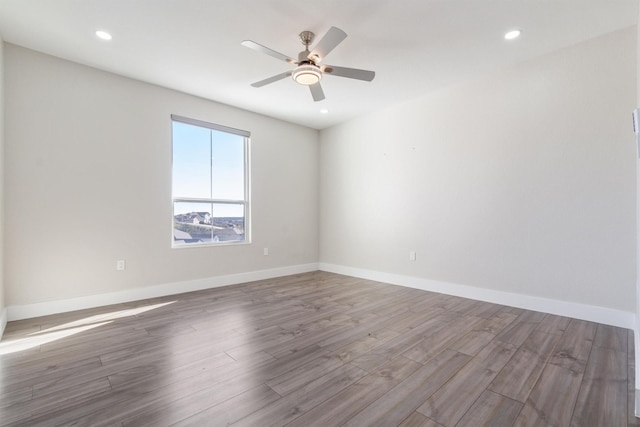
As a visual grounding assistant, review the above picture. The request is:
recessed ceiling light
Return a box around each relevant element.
[320,109,329,114]
[504,29,521,40]
[95,30,112,41]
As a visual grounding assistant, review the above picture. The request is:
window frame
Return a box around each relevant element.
[171,114,251,248]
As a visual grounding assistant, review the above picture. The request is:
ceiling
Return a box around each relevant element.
[0,0,637,130]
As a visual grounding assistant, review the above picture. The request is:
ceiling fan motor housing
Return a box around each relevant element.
[298,50,313,64]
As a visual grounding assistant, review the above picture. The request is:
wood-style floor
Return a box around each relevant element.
[0,271,636,426]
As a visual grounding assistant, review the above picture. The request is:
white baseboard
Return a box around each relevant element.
[6,261,635,331]
[319,263,635,330]
[0,307,7,338]
[7,263,319,321]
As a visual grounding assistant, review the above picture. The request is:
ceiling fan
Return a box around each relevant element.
[241,26,375,102]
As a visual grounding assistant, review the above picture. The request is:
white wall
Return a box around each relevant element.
[2,27,637,329]
[320,27,637,317]
[4,44,318,313]
[634,3,640,405]
[0,39,6,335]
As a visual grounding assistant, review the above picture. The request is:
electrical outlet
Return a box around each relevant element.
[409,251,416,261]
[263,248,269,256]
[116,260,126,271]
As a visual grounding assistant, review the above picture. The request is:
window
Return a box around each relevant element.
[171,115,250,247]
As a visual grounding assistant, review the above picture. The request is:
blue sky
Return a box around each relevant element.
[172,121,246,217]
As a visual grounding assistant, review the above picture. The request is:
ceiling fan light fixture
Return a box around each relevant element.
[292,64,322,85]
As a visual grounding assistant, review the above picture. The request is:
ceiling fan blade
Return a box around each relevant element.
[309,83,325,102]
[241,40,297,64]
[322,65,375,82]
[250,71,292,87]
[308,26,347,63]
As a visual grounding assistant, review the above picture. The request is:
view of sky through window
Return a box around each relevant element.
[172,121,245,217]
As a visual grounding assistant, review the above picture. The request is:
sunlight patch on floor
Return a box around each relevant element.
[0,301,177,355]
[0,321,111,355]
[32,301,176,335]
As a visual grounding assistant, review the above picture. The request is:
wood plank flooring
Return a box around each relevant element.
[0,271,636,426]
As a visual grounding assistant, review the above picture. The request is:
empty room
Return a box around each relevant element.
[0,1,639,426]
